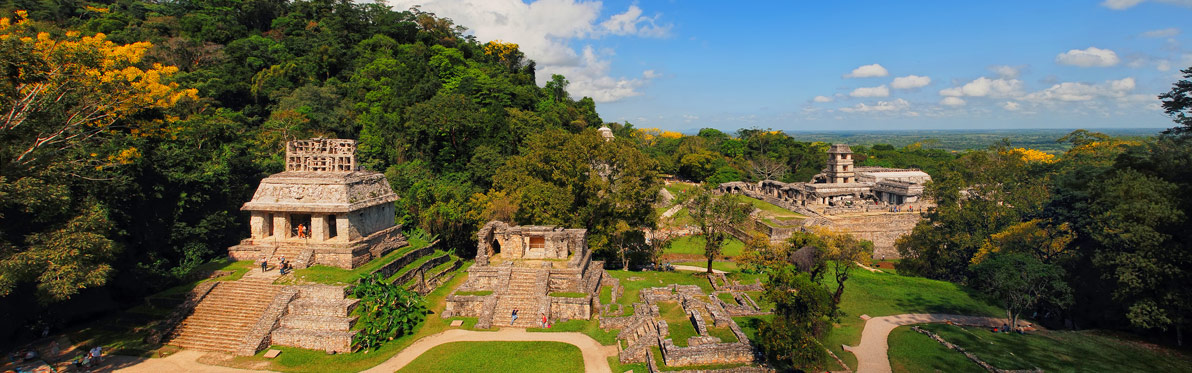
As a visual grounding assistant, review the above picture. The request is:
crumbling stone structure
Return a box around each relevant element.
[444,221,604,328]
[228,138,405,269]
[718,144,931,209]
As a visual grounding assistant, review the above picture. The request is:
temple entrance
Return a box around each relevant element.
[326,215,338,239]
[291,214,311,238]
[491,239,501,256]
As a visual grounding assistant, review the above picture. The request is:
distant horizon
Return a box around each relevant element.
[669,126,1168,135]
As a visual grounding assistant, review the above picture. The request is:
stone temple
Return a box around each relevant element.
[717,144,931,209]
[228,138,405,269]
[443,221,605,328]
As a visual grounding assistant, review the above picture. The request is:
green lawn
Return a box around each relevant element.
[674,260,740,272]
[284,237,430,285]
[905,324,1192,372]
[730,194,806,218]
[658,301,698,346]
[527,319,619,346]
[824,267,1003,370]
[888,326,984,373]
[608,356,647,373]
[707,325,738,343]
[396,341,584,373]
[606,270,713,313]
[665,236,745,258]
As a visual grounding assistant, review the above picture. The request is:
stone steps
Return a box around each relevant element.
[270,284,358,353]
[167,281,282,352]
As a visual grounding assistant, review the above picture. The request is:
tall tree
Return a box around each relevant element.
[686,186,751,273]
[971,252,1071,331]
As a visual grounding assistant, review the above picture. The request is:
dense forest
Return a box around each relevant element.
[896,71,1192,344]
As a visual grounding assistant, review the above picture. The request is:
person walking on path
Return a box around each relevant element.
[541,313,547,328]
[279,256,288,275]
[511,309,518,325]
[260,259,268,272]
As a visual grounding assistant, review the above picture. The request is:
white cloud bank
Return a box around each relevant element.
[891,75,931,89]
[843,64,889,78]
[386,0,671,102]
[839,98,910,113]
[940,97,966,106]
[813,95,833,103]
[939,77,1024,98]
[1056,47,1120,67]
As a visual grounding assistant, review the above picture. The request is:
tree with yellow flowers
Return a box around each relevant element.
[0,10,196,302]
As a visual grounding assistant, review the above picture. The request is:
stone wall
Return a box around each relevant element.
[659,338,754,367]
[443,294,490,318]
[390,253,451,286]
[549,296,592,320]
[811,213,921,259]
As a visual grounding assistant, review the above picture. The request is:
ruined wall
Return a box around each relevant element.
[549,296,592,320]
[812,213,921,259]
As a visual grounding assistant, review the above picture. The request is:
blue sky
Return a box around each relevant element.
[387,0,1190,131]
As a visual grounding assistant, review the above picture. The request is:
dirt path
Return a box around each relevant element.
[106,350,271,373]
[849,313,1005,373]
[671,264,727,274]
[362,328,618,373]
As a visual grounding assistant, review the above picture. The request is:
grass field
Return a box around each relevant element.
[396,341,584,373]
[665,236,744,258]
[658,301,699,347]
[823,267,1003,370]
[888,326,984,373]
[900,324,1192,372]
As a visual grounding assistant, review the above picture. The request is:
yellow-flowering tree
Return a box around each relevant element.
[1,10,197,171]
[0,11,196,302]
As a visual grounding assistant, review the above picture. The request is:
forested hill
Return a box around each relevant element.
[0,0,650,343]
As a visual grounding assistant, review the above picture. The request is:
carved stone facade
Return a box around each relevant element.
[444,221,603,328]
[228,138,405,269]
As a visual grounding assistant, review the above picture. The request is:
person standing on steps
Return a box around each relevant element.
[261,258,268,272]
[511,309,518,325]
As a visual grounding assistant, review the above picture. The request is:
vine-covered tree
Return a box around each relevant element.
[685,186,751,273]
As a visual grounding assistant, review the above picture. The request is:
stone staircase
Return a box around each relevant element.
[491,269,548,328]
[166,276,281,352]
[264,245,314,269]
[271,285,359,353]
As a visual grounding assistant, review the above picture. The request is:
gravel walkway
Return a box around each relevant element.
[671,264,727,274]
[850,313,1005,373]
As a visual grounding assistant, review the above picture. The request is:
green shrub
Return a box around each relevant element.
[352,273,427,352]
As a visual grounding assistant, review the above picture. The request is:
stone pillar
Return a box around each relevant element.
[250,212,266,238]
[311,214,329,241]
[273,214,288,238]
[338,214,357,241]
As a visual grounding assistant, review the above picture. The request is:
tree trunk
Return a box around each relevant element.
[832,282,846,305]
[1007,309,1015,331]
[621,247,628,271]
[706,257,714,274]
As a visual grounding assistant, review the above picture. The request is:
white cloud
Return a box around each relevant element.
[843,64,889,78]
[1142,27,1180,38]
[839,98,910,113]
[1056,47,1121,67]
[1102,0,1145,9]
[940,97,966,106]
[849,85,890,97]
[1103,0,1192,10]
[642,70,660,79]
[682,114,699,122]
[1022,77,1137,103]
[938,77,1024,98]
[599,5,672,38]
[1158,59,1172,71]
[813,95,834,103]
[989,65,1021,79]
[1002,101,1021,111]
[891,75,931,89]
[387,0,667,102]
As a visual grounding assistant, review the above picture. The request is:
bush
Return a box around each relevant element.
[351,273,427,352]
